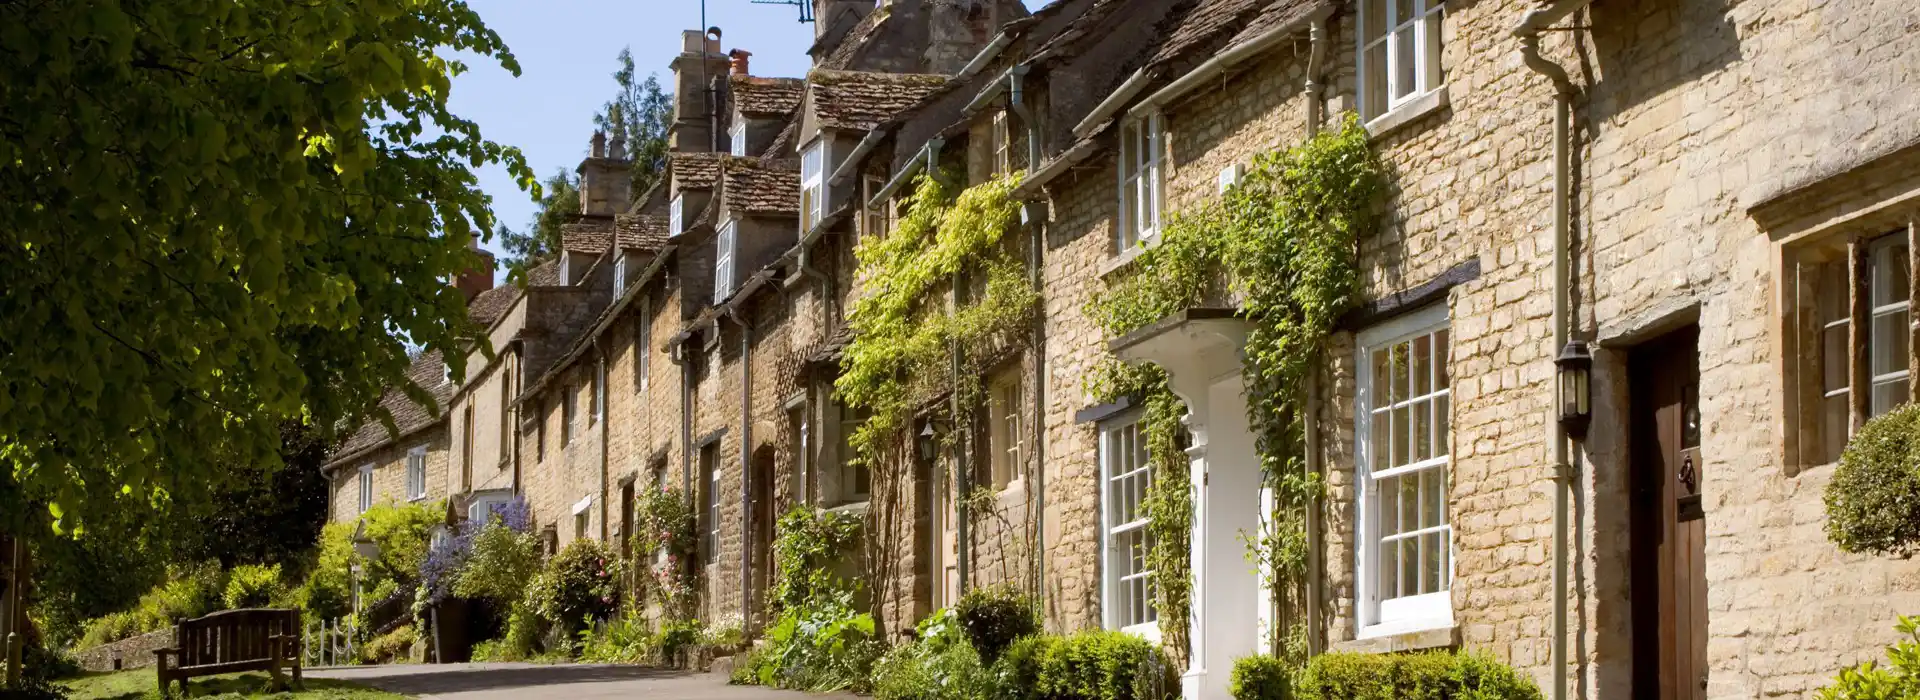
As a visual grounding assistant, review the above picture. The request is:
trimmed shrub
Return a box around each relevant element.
[526,539,624,635]
[1819,615,1920,699]
[1828,404,1920,555]
[1296,651,1542,700]
[222,563,283,610]
[997,630,1177,700]
[1230,654,1293,700]
[358,623,416,664]
[956,585,1039,665]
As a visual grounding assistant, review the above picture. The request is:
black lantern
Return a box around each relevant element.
[917,421,939,463]
[1556,340,1594,439]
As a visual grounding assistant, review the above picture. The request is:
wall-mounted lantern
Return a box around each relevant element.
[916,421,939,463]
[1557,340,1594,439]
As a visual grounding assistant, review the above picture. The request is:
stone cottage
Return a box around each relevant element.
[323,0,1920,697]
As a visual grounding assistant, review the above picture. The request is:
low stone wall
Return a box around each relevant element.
[72,628,173,672]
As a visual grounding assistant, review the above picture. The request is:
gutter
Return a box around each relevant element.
[1127,4,1334,119]
[867,138,945,210]
[1513,5,1590,700]
[1011,137,1099,200]
[963,66,1029,116]
[829,129,887,187]
[1072,68,1150,140]
[1007,68,1049,604]
[1304,13,1330,137]
[956,30,1014,82]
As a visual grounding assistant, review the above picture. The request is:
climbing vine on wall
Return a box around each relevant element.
[1087,114,1385,668]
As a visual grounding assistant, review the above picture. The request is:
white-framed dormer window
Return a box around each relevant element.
[731,120,749,157]
[635,296,651,394]
[716,220,738,297]
[1356,303,1453,638]
[405,445,428,501]
[558,253,571,286]
[1359,0,1444,121]
[614,254,628,297]
[357,464,374,514]
[1117,113,1164,252]
[801,140,827,232]
[1100,413,1158,639]
[670,194,686,237]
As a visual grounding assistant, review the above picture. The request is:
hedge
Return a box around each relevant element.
[1294,651,1542,700]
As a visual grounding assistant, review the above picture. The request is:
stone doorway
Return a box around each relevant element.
[1627,325,1706,700]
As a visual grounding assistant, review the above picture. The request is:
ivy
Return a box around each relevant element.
[1087,115,1385,668]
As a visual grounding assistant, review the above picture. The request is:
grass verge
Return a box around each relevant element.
[61,669,408,699]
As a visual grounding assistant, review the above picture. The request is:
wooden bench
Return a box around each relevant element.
[154,608,303,695]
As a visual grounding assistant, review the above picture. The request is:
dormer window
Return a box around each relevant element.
[614,254,628,297]
[716,220,738,297]
[1118,113,1164,252]
[558,254,571,285]
[801,141,827,232]
[731,121,748,157]
[670,195,686,237]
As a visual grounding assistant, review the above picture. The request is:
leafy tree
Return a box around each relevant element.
[595,47,674,197]
[170,423,332,568]
[496,170,582,283]
[0,0,535,533]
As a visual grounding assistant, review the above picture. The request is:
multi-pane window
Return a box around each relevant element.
[406,445,428,501]
[1118,114,1164,252]
[801,141,827,232]
[863,175,893,239]
[1360,0,1445,120]
[635,297,652,393]
[614,255,628,297]
[838,407,871,502]
[593,359,607,425]
[562,383,576,446]
[731,121,748,157]
[1356,304,1451,635]
[990,110,1012,175]
[498,370,512,462]
[358,465,374,513]
[716,220,738,297]
[1794,228,1912,466]
[988,367,1024,489]
[700,444,721,565]
[670,194,686,237]
[1100,416,1157,636]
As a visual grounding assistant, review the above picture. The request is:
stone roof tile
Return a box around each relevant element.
[731,75,806,117]
[809,70,950,132]
[617,214,671,250]
[329,349,452,466]
[721,156,801,216]
[560,217,616,254]
[671,152,724,191]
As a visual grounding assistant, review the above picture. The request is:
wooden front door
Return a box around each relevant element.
[750,449,776,630]
[1629,326,1707,700]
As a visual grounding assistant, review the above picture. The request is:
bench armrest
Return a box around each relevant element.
[154,648,179,658]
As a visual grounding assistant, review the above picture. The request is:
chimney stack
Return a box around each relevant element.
[578,131,633,216]
[457,243,496,302]
[729,49,753,76]
[668,29,731,153]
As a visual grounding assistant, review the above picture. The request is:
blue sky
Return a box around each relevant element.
[449,0,1044,276]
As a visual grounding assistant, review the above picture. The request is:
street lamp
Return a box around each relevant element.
[349,521,381,623]
[1556,340,1594,439]
[917,421,939,463]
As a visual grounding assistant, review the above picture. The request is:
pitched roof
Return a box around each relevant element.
[671,152,724,191]
[616,214,670,250]
[819,10,889,69]
[329,349,452,467]
[759,117,801,164]
[560,216,616,254]
[1135,0,1326,74]
[809,70,950,132]
[721,156,801,216]
[731,75,806,117]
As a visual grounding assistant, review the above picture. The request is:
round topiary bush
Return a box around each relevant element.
[527,539,624,634]
[954,584,1038,665]
[1826,403,1920,555]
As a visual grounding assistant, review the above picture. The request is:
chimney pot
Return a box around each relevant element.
[590,131,607,158]
[456,246,496,302]
[729,49,753,76]
[610,135,627,160]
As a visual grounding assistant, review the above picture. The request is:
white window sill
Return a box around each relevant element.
[1119,621,1160,644]
[1364,85,1450,140]
[407,495,427,503]
[1100,233,1165,279]
[1338,622,1459,654]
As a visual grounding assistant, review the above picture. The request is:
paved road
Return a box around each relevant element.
[310,662,860,700]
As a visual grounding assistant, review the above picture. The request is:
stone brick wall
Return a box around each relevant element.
[71,628,172,672]
[327,426,450,523]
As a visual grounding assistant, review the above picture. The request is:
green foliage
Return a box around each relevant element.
[1084,366,1194,661]
[0,0,535,532]
[453,521,543,605]
[873,610,993,700]
[1295,651,1543,700]
[657,618,706,667]
[496,169,581,283]
[526,539,625,635]
[632,485,700,618]
[594,47,674,197]
[770,506,863,613]
[738,591,884,693]
[358,623,416,665]
[75,561,228,648]
[1828,404,1920,555]
[471,604,545,662]
[294,500,440,620]
[836,172,1036,464]
[222,563,285,610]
[1087,115,1383,665]
[995,630,1177,700]
[1820,615,1920,699]
[1230,655,1295,700]
[576,607,656,664]
[956,585,1039,666]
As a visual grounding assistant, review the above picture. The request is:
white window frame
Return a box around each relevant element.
[562,383,576,446]
[988,367,1025,490]
[613,254,627,297]
[593,358,607,425]
[357,464,374,513]
[1865,233,1911,417]
[670,194,686,237]
[635,296,651,394]
[1354,303,1453,638]
[731,120,749,157]
[837,406,871,503]
[1358,0,1445,121]
[801,140,828,232]
[1099,413,1158,640]
[1117,113,1164,252]
[716,220,738,297]
[991,110,1012,175]
[405,445,428,501]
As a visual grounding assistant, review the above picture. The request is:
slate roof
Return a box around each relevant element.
[809,70,950,132]
[731,75,806,117]
[721,156,801,216]
[616,214,670,250]
[671,152,724,190]
[1134,0,1326,74]
[329,349,453,467]
[560,216,617,254]
[819,10,889,69]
